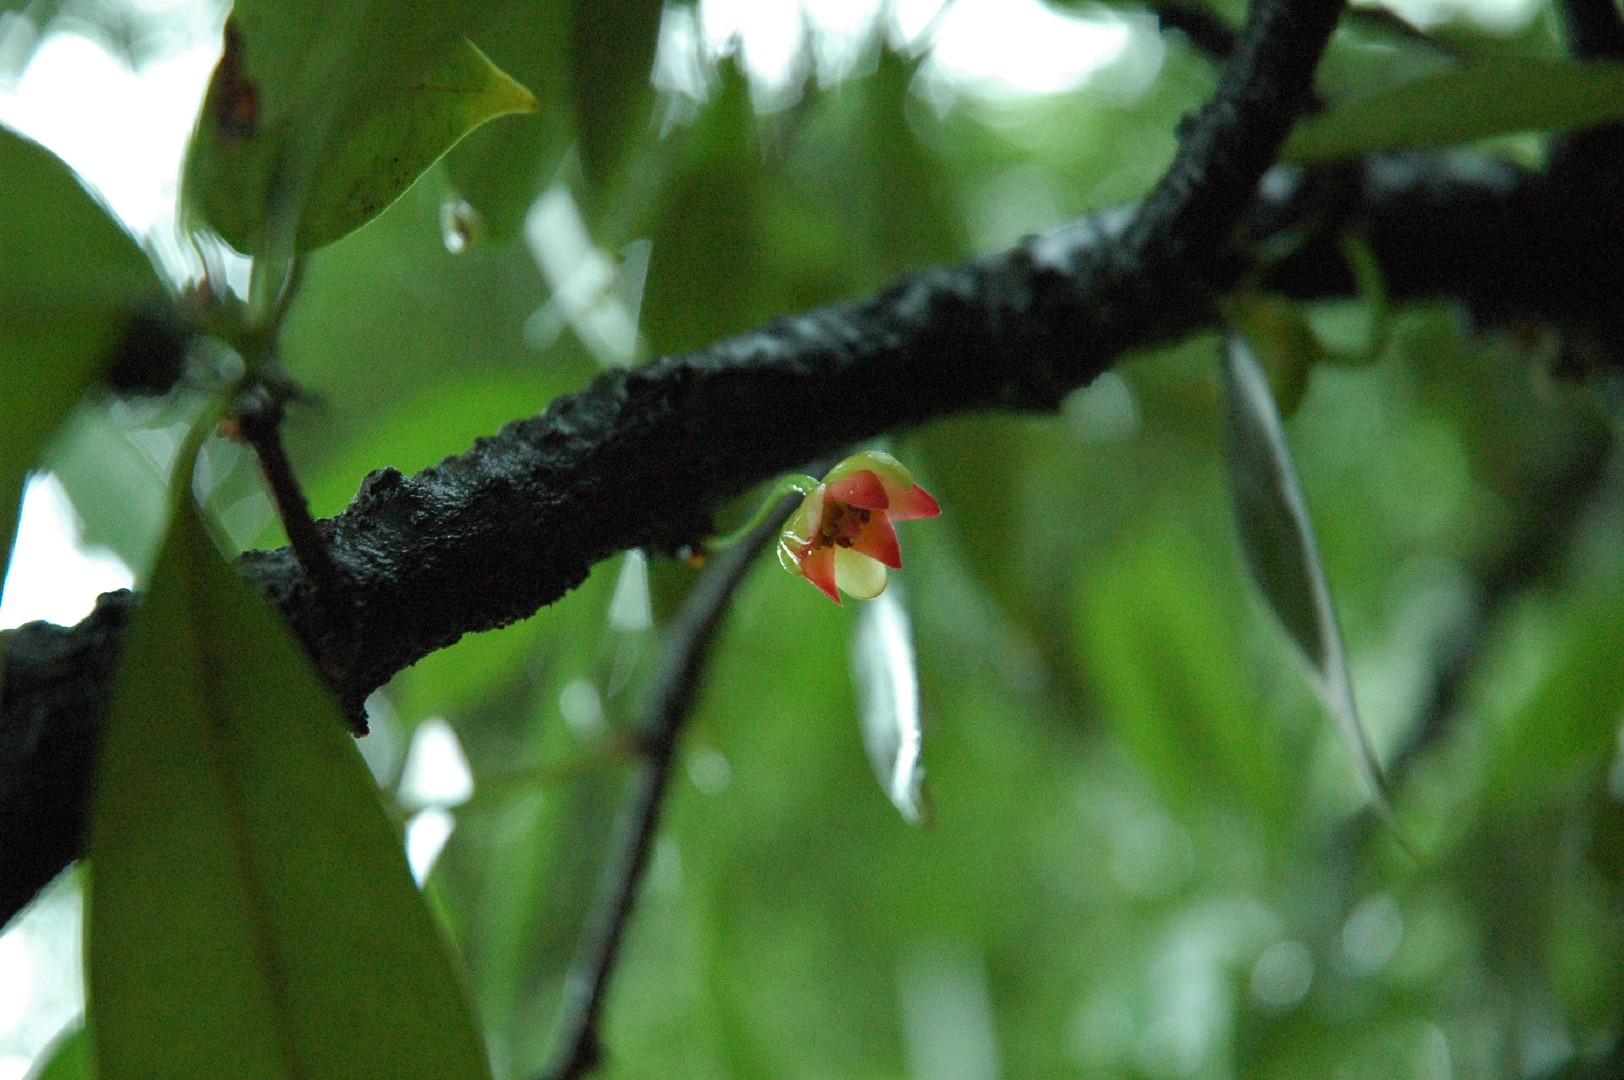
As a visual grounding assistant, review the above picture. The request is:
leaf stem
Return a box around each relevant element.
[233,385,349,609]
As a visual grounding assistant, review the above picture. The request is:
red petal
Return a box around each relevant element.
[851,513,902,568]
[886,483,940,521]
[799,544,841,604]
[824,470,889,510]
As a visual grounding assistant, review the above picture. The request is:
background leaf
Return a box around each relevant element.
[1284,59,1624,162]
[1073,522,1305,841]
[86,461,490,1080]
[0,126,165,602]
[567,0,665,209]
[1219,331,1391,822]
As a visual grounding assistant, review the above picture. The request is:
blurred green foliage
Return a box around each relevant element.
[6,0,1624,1077]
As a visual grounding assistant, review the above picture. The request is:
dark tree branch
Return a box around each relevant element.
[17,15,1624,929]
[1148,1,1240,62]
[0,590,136,923]
[1,149,1612,932]
[1118,0,1343,275]
[540,495,800,1080]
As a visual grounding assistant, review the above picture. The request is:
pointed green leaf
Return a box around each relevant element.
[850,587,930,824]
[0,125,166,601]
[445,0,573,246]
[182,4,536,255]
[87,468,491,1080]
[1284,59,1624,163]
[1219,332,1396,826]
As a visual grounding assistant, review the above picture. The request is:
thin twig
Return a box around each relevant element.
[538,493,802,1080]
[232,384,349,606]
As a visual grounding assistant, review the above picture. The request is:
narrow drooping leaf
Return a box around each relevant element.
[1219,332,1397,827]
[0,126,166,601]
[851,586,930,823]
[182,2,536,255]
[87,452,491,1080]
[1284,59,1624,162]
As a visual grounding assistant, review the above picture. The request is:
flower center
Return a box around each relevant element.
[814,503,872,551]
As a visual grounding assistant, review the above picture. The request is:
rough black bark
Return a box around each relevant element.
[10,1,1624,929]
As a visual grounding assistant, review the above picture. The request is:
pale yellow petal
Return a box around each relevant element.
[834,548,889,600]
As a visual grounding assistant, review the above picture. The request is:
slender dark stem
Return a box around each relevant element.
[539,494,801,1080]
[233,385,350,609]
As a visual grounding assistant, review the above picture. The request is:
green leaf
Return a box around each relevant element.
[1284,59,1624,162]
[27,1026,92,1080]
[637,64,765,356]
[1219,332,1397,830]
[182,6,536,255]
[811,48,968,281]
[0,126,165,603]
[1481,588,1624,812]
[1073,525,1303,838]
[568,0,664,200]
[86,460,491,1080]
[445,0,574,246]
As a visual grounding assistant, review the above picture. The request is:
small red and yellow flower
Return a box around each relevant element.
[777,451,940,603]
